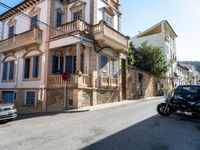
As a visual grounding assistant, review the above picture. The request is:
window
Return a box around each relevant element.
[52,55,64,74]
[72,10,84,21]
[56,11,62,27]
[111,59,117,78]
[2,91,16,103]
[24,56,40,79]
[24,58,31,79]
[32,56,39,78]
[8,26,14,38]
[2,60,15,81]
[31,15,38,29]
[104,13,113,27]
[101,55,108,77]
[26,91,36,106]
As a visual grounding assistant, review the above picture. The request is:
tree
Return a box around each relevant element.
[128,42,168,79]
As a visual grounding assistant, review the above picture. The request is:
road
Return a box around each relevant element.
[0,98,200,150]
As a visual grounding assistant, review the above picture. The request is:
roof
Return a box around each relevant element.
[0,0,40,21]
[132,20,178,39]
[177,63,189,71]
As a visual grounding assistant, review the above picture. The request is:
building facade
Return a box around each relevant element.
[129,20,177,93]
[176,63,189,86]
[0,0,128,113]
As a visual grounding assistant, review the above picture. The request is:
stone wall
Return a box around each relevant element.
[126,67,157,100]
[96,89,119,104]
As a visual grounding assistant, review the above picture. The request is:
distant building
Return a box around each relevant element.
[178,63,199,85]
[176,63,189,85]
[129,20,177,92]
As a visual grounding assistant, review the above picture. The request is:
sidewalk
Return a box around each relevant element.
[66,96,163,113]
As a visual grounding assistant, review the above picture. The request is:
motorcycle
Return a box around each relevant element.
[157,90,200,118]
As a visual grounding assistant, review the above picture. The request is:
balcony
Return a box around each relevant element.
[0,27,42,52]
[50,19,92,39]
[99,76,118,88]
[49,19,128,51]
[47,74,92,88]
[93,21,128,51]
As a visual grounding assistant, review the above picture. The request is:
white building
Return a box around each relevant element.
[129,20,178,92]
[0,0,128,113]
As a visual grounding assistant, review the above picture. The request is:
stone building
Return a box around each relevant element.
[0,0,128,113]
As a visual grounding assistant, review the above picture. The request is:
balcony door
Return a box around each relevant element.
[65,56,73,74]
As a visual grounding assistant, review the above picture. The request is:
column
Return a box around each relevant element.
[84,47,90,75]
[76,42,81,73]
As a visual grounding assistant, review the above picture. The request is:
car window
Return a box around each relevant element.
[176,86,200,94]
[0,97,4,103]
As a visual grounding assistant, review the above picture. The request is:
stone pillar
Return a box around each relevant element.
[76,42,81,72]
[118,58,122,101]
[73,89,79,109]
[92,71,97,88]
[84,46,90,74]
[92,71,97,106]
[42,88,47,112]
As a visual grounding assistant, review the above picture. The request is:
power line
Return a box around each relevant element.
[0,1,93,43]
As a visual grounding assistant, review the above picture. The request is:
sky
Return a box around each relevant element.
[0,0,200,61]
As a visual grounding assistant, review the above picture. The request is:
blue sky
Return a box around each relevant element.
[0,0,200,61]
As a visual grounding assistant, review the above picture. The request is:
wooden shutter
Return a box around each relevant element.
[3,62,8,81]
[32,56,39,78]
[9,61,15,80]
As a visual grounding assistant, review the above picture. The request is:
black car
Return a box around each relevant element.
[173,85,200,102]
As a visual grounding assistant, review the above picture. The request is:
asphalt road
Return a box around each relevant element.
[0,99,200,150]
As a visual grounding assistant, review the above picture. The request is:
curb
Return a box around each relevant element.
[65,96,163,113]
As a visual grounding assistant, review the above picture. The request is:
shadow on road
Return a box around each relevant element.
[82,115,200,150]
[0,112,65,125]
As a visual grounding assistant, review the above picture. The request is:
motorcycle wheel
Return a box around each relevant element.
[157,103,172,116]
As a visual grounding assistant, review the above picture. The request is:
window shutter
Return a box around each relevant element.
[73,56,77,73]
[81,54,84,73]
[26,92,35,105]
[31,15,38,28]
[32,56,39,78]
[24,58,30,79]
[56,12,62,27]
[3,62,8,81]
[2,91,14,103]
[9,61,15,80]
[60,56,64,74]
[8,26,14,38]
[52,55,57,74]
[66,56,73,74]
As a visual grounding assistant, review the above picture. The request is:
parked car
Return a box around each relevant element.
[0,97,17,121]
[174,85,200,102]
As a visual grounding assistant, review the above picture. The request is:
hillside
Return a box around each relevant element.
[181,61,200,72]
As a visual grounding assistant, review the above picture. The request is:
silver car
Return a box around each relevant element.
[0,98,17,121]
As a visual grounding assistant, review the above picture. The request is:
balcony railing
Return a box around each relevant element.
[50,19,128,48]
[99,76,118,87]
[0,27,42,52]
[93,21,128,47]
[48,74,92,88]
[50,19,92,38]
